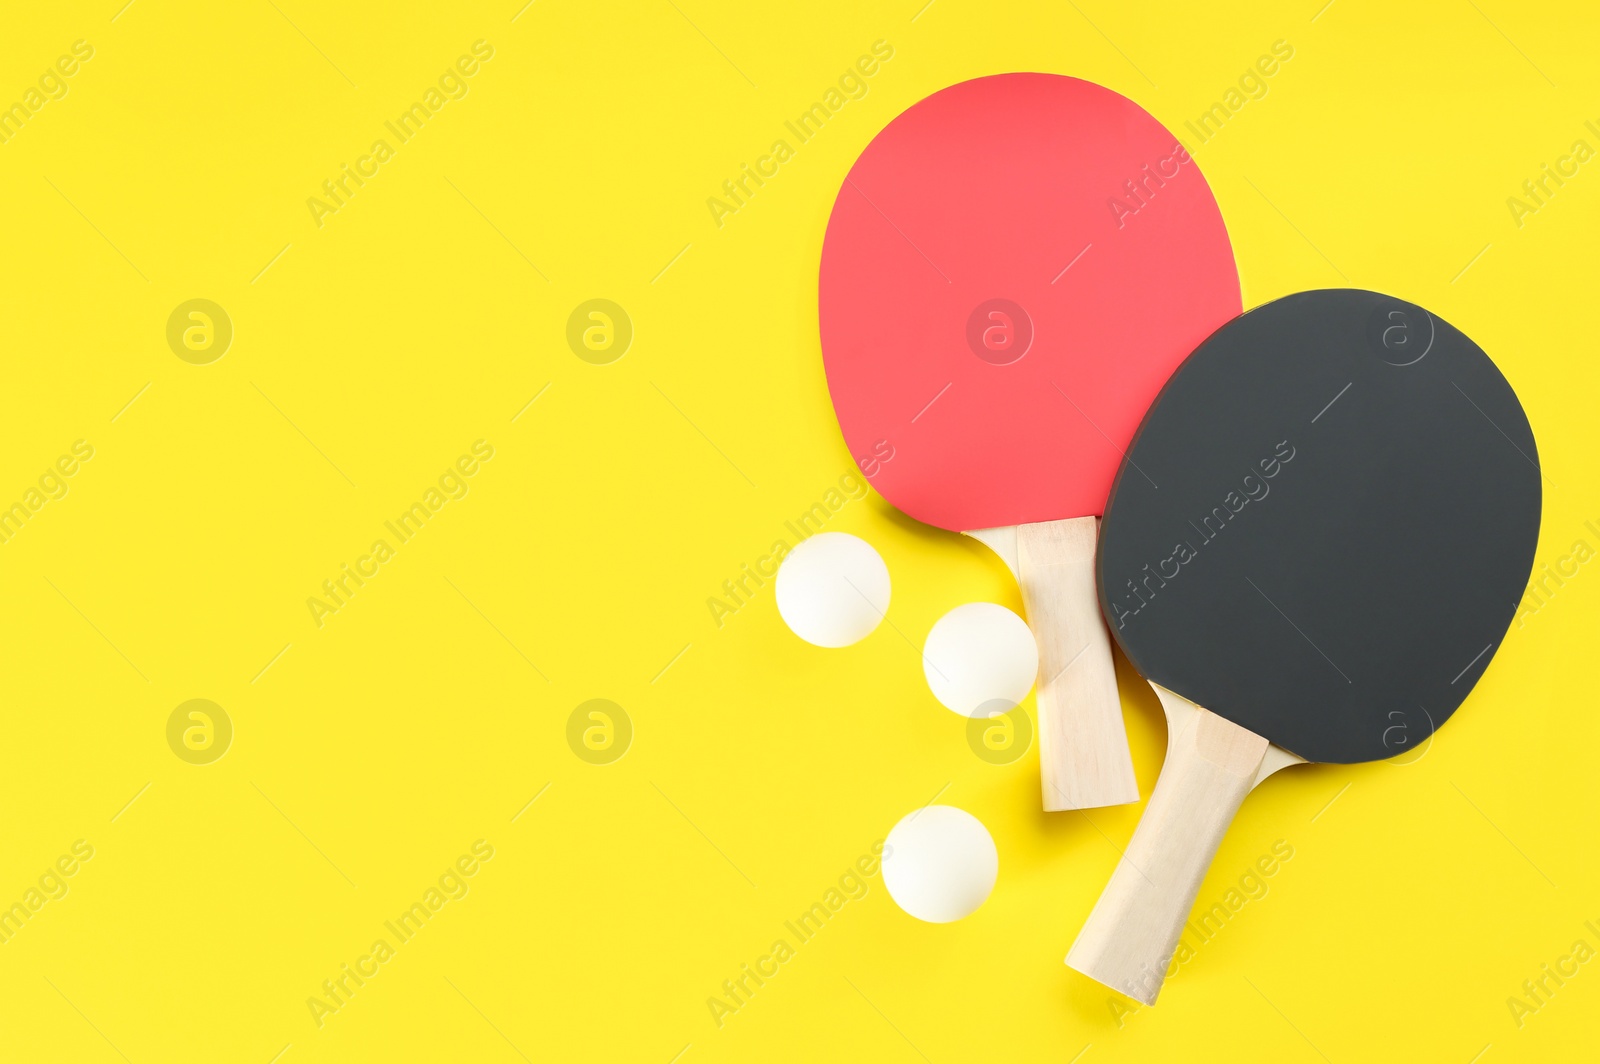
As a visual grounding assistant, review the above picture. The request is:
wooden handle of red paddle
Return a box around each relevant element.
[1065,693,1270,1004]
[1016,516,1138,811]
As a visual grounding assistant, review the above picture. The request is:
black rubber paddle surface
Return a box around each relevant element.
[1098,289,1541,763]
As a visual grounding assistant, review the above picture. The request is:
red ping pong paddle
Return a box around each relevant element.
[818,74,1240,810]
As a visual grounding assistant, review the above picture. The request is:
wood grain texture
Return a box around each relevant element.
[1016,516,1138,811]
[1065,685,1303,1004]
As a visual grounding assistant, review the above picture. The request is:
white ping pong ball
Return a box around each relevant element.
[922,602,1038,716]
[882,805,998,923]
[774,532,891,647]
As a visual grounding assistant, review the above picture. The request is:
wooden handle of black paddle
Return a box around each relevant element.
[1065,698,1269,1004]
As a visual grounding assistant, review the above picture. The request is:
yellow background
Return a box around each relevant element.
[1,0,1596,1060]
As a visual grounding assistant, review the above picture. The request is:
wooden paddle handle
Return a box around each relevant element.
[1016,516,1138,811]
[1065,703,1269,1004]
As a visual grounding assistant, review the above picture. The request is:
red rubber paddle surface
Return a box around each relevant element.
[819,73,1240,531]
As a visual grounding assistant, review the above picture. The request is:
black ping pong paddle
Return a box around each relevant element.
[1065,288,1541,1004]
